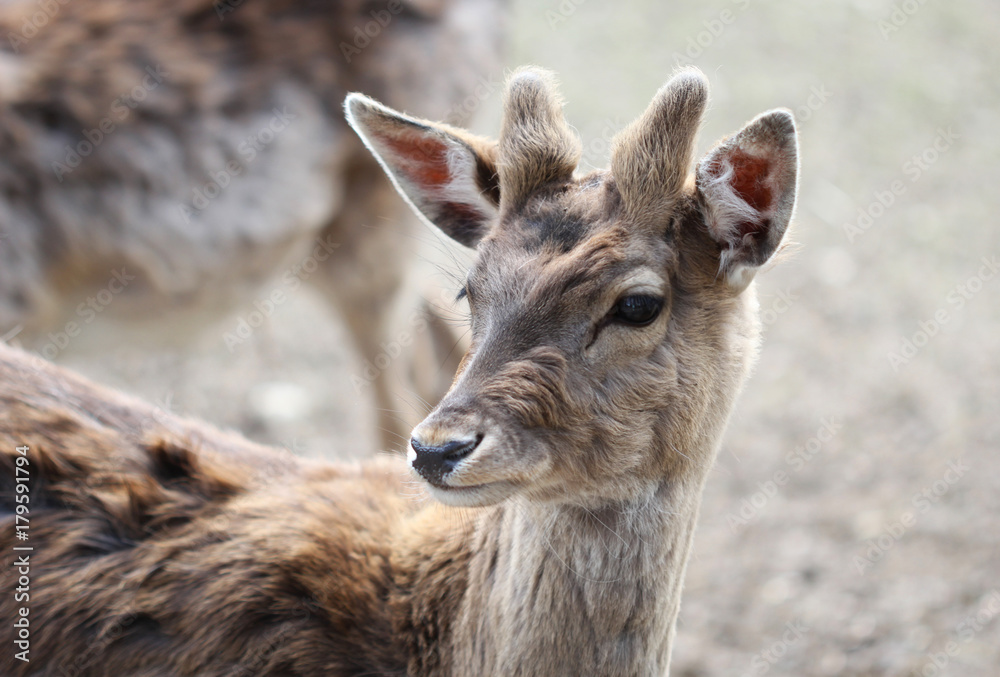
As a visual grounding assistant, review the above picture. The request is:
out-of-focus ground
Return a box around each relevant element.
[47,1,998,675]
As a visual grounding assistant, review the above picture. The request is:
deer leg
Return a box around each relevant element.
[311,158,418,454]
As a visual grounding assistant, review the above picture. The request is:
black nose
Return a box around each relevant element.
[410,435,481,484]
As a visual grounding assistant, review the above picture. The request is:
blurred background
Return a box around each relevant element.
[3,1,998,675]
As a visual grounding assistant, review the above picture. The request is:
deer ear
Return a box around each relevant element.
[696,109,799,291]
[345,93,500,248]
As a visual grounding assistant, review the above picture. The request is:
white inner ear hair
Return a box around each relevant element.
[701,150,777,290]
[442,144,496,219]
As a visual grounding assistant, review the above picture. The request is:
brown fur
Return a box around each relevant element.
[610,68,707,227]
[0,0,506,450]
[1,67,798,676]
[0,343,430,676]
[497,68,582,209]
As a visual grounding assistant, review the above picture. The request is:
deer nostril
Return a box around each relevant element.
[441,437,480,461]
[409,434,482,484]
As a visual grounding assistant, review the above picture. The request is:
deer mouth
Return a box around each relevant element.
[423,478,519,507]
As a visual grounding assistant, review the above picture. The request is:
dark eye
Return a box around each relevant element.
[613,295,663,326]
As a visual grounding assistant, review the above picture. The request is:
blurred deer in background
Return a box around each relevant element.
[0,0,505,450]
[0,66,798,675]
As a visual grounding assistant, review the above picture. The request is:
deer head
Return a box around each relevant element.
[346,67,798,509]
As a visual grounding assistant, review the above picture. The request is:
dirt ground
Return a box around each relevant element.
[49,1,999,675]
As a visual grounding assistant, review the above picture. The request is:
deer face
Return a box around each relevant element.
[346,68,798,508]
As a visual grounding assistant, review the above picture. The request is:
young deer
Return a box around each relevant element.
[0,67,798,676]
[0,0,504,449]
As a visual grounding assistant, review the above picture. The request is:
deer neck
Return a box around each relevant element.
[451,470,709,677]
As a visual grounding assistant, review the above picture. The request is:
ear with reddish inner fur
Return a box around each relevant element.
[696,109,799,291]
[344,93,500,248]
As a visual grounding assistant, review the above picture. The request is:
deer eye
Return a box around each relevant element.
[613,295,663,326]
